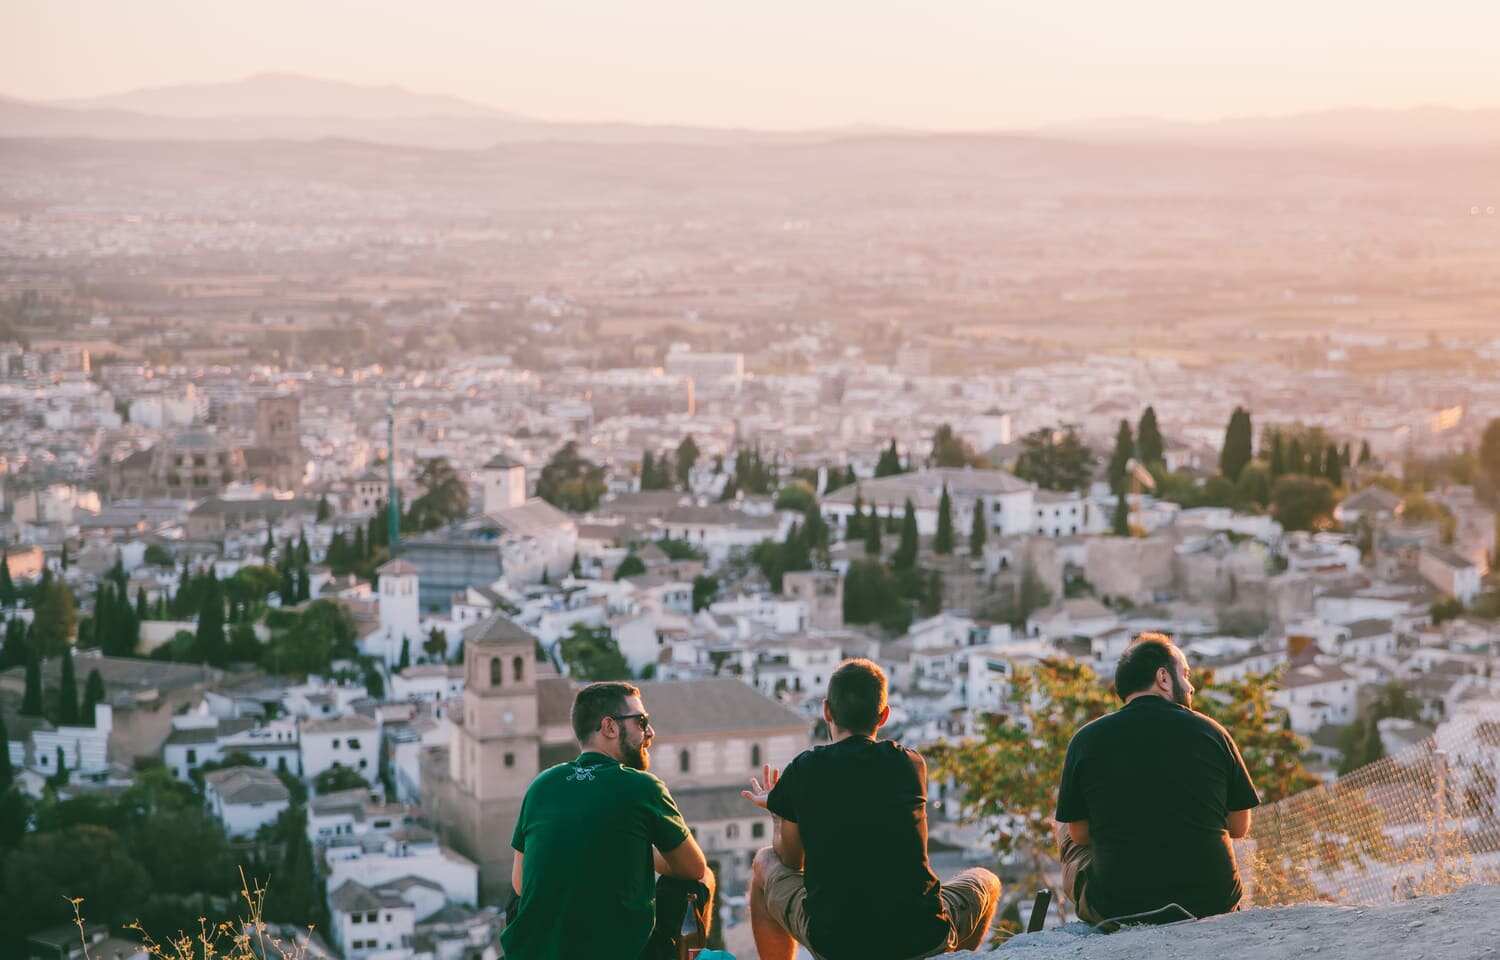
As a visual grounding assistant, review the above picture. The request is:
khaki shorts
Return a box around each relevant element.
[761,859,1000,960]
[1058,832,1105,925]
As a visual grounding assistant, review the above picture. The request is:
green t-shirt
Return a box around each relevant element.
[500,751,692,959]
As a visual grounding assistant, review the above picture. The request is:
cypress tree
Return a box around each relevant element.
[52,746,67,786]
[354,525,367,561]
[0,617,27,671]
[1340,442,1352,469]
[1288,436,1304,476]
[875,440,903,478]
[0,551,13,607]
[640,451,656,490]
[60,543,70,571]
[864,507,883,556]
[894,499,919,570]
[1269,432,1285,478]
[297,567,311,603]
[1107,420,1135,494]
[316,495,332,522]
[398,637,411,670]
[1359,440,1372,465]
[280,567,296,605]
[1112,491,1131,536]
[934,486,955,555]
[58,647,78,726]
[135,586,148,622]
[1325,443,1344,488]
[0,712,11,790]
[969,498,987,557]
[265,527,276,561]
[83,669,105,726]
[886,507,899,534]
[194,580,227,666]
[297,531,311,566]
[1137,406,1165,467]
[20,648,43,717]
[1220,407,1254,482]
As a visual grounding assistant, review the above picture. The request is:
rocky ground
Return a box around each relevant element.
[721,884,1500,959]
[958,884,1500,960]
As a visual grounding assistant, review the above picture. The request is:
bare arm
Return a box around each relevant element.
[1227,808,1252,839]
[657,832,709,882]
[775,815,805,871]
[511,850,524,896]
[1066,820,1090,845]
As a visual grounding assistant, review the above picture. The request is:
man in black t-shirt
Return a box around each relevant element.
[743,658,1000,960]
[1054,634,1260,926]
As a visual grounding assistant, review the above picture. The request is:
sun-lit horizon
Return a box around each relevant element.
[5,0,1500,129]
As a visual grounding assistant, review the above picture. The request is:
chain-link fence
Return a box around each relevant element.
[1235,706,1500,907]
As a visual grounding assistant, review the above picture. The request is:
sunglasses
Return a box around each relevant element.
[609,713,652,731]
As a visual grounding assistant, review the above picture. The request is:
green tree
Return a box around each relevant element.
[20,647,43,717]
[675,435,700,490]
[1336,682,1422,775]
[60,542,70,571]
[864,507,883,556]
[1136,406,1165,467]
[1324,442,1343,488]
[1014,427,1095,492]
[0,616,27,671]
[893,499,919,570]
[930,424,981,468]
[1358,439,1373,466]
[843,560,913,633]
[615,553,646,580]
[397,636,411,670]
[1269,431,1285,479]
[57,647,78,726]
[403,457,470,532]
[316,494,332,522]
[0,552,14,607]
[314,765,370,794]
[1220,406,1253,482]
[559,623,631,680]
[1,825,152,938]
[82,668,106,725]
[875,439,905,478]
[0,713,10,791]
[1234,463,1272,510]
[969,498,987,557]
[423,627,448,661]
[1271,475,1337,532]
[263,600,358,677]
[692,575,719,613]
[1111,490,1130,536]
[773,480,817,514]
[1106,420,1135,495]
[934,485,955,554]
[536,441,608,512]
[29,574,76,658]
[192,578,227,666]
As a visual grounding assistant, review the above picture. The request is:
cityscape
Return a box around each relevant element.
[4,9,1500,960]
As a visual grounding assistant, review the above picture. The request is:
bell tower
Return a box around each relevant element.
[452,613,541,801]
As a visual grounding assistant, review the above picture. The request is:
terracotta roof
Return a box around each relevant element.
[463,613,538,648]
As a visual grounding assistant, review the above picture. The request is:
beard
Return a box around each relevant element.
[1170,672,1193,709]
[621,737,651,771]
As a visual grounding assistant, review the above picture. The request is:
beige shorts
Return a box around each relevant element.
[761,859,1000,960]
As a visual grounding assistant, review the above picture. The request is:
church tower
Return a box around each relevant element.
[451,613,541,802]
[481,454,527,515]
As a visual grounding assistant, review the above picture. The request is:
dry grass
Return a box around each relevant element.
[70,869,318,960]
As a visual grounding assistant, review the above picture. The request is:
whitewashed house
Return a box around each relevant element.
[203,765,291,837]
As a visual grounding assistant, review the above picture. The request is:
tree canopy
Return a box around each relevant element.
[1014,427,1095,492]
[536,441,608,512]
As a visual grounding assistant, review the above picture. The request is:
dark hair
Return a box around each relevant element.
[571,681,641,743]
[827,658,887,735]
[1113,633,1181,700]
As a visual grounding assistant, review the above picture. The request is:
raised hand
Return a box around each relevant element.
[741,762,780,809]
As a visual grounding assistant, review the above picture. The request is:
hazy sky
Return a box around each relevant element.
[5,0,1500,129]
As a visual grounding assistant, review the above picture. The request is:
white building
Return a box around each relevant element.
[821,468,1039,539]
[1272,663,1359,733]
[203,765,291,838]
[323,828,480,907]
[361,559,423,667]
[390,664,464,704]
[1417,545,1484,605]
[300,715,381,784]
[308,786,415,848]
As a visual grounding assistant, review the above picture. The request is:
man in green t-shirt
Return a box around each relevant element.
[501,681,715,959]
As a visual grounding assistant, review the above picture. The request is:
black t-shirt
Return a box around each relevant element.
[767,736,950,960]
[1055,696,1260,922]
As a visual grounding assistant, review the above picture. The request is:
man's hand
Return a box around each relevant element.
[742,763,780,810]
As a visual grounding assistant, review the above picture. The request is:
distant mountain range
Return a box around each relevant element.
[3,72,1499,148]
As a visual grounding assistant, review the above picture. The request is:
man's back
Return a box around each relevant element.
[501,751,689,959]
[1056,697,1259,921]
[767,736,949,960]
